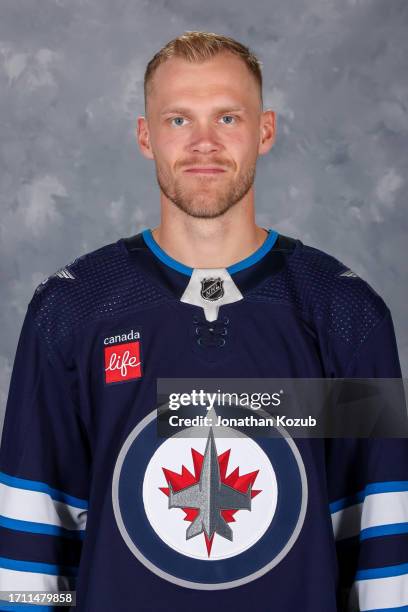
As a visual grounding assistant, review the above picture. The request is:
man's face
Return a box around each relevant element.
[138,52,275,219]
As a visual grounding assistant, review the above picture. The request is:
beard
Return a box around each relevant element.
[155,159,256,219]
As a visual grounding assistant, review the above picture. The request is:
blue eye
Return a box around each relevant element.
[220,115,236,124]
[170,117,186,127]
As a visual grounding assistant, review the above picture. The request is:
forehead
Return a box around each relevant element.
[148,52,258,108]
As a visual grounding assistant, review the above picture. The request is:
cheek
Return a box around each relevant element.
[224,132,256,166]
[151,139,179,167]
[155,132,185,160]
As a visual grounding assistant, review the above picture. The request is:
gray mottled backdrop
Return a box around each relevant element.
[1,0,407,426]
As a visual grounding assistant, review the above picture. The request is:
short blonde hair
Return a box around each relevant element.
[144,31,263,111]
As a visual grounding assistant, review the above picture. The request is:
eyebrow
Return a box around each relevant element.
[160,106,246,116]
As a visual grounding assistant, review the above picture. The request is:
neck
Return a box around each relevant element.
[152,196,268,269]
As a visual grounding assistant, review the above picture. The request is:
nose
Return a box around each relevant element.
[189,121,221,155]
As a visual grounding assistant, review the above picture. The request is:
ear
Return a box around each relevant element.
[136,116,154,160]
[258,109,276,156]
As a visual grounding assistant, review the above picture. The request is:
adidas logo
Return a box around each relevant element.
[35,267,76,294]
[35,259,79,294]
[339,269,358,278]
[54,267,76,280]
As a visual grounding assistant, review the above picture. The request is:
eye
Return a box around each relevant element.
[170,117,188,127]
[220,115,237,125]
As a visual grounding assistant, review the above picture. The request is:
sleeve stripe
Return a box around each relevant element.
[0,557,78,577]
[0,564,76,601]
[0,483,87,532]
[349,568,408,610]
[330,481,408,513]
[0,473,88,510]
[330,492,365,514]
[0,516,86,540]
[331,490,408,541]
[356,562,408,581]
[361,523,408,541]
[366,482,408,496]
[332,502,363,540]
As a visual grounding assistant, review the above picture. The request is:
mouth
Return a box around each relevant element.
[183,167,227,174]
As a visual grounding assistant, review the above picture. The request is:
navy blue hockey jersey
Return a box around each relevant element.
[0,228,407,611]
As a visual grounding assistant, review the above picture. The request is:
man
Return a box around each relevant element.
[0,31,407,612]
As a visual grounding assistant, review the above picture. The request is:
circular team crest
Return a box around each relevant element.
[112,410,308,590]
[144,432,278,560]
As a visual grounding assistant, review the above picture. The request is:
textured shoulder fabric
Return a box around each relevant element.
[29,236,388,357]
[29,240,173,355]
[246,241,387,348]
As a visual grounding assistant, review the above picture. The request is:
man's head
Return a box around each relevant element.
[137,31,275,219]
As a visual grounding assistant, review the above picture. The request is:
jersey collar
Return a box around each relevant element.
[141,228,278,277]
[120,229,298,300]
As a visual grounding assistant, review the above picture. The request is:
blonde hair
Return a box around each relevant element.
[144,31,263,111]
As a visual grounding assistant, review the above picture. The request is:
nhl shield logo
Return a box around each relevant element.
[112,412,308,589]
[200,277,224,301]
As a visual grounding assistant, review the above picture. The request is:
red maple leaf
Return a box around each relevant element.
[160,446,261,556]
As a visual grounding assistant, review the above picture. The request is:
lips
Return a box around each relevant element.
[184,167,226,174]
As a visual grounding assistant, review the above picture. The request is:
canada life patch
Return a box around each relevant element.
[104,329,142,384]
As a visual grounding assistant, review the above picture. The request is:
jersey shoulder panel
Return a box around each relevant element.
[249,238,388,348]
[29,239,172,354]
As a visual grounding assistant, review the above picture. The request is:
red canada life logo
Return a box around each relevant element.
[104,330,142,383]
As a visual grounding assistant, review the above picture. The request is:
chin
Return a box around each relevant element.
[180,202,233,219]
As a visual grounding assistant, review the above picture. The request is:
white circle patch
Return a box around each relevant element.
[142,435,278,560]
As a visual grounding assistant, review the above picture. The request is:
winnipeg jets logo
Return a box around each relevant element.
[112,410,307,589]
[160,429,260,556]
[200,277,224,301]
